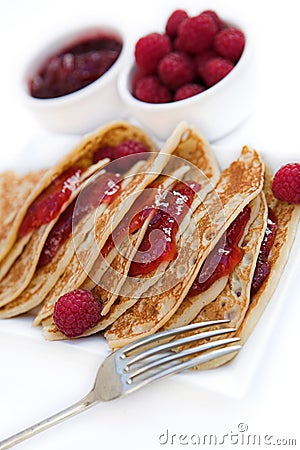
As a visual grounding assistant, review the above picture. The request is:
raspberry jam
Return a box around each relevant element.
[129,181,200,276]
[188,206,251,296]
[37,172,121,267]
[250,208,278,297]
[101,179,164,258]
[29,32,122,99]
[18,166,84,237]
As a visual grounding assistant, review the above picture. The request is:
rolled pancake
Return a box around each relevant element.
[0,121,156,263]
[0,164,110,318]
[116,125,221,301]
[0,170,45,263]
[41,124,222,340]
[4,158,156,320]
[104,146,264,349]
[90,165,191,316]
[32,160,149,325]
[33,123,196,328]
[0,120,158,316]
[0,161,110,309]
[160,195,262,331]
[0,120,157,277]
[191,168,300,369]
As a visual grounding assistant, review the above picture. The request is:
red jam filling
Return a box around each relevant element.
[101,179,164,258]
[18,166,84,237]
[250,208,278,297]
[188,206,251,297]
[128,181,200,277]
[29,32,122,99]
[37,172,121,267]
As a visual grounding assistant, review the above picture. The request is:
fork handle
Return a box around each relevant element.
[0,392,96,450]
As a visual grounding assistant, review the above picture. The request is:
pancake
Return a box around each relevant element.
[0,121,159,316]
[32,160,149,325]
[32,123,197,328]
[41,124,221,340]
[90,165,191,317]
[0,120,156,263]
[104,146,264,349]
[102,125,221,305]
[0,165,109,318]
[0,119,157,267]
[190,168,300,369]
[0,162,109,309]
[160,194,263,331]
[0,170,46,264]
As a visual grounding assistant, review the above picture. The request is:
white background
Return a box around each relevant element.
[0,1,300,449]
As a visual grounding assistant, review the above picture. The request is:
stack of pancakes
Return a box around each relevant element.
[0,121,299,368]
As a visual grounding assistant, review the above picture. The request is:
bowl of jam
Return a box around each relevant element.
[22,24,127,134]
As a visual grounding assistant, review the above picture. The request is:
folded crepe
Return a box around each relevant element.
[87,165,191,317]
[4,121,198,321]
[43,143,265,344]
[159,193,264,332]
[83,123,221,316]
[0,120,161,317]
[41,123,221,340]
[0,170,46,264]
[0,120,140,264]
[2,121,298,372]
[187,167,300,369]
[0,161,110,308]
[104,146,264,349]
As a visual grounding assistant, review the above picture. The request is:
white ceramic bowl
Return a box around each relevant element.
[21,24,128,134]
[118,16,254,142]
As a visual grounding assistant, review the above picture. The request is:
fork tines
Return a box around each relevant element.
[117,320,241,389]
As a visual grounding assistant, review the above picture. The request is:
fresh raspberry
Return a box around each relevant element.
[165,9,189,38]
[173,36,185,52]
[113,140,149,171]
[202,10,224,31]
[93,145,114,163]
[174,83,205,101]
[135,33,171,74]
[272,163,300,204]
[131,66,147,91]
[201,57,234,87]
[158,52,195,90]
[195,49,218,79]
[115,140,149,159]
[214,27,245,63]
[53,289,102,338]
[93,140,149,172]
[178,13,218,54]
[134,75,172,103]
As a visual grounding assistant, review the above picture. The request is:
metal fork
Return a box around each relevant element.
[0,319,241,449]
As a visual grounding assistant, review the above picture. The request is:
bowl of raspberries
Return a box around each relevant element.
[118,8,254,141]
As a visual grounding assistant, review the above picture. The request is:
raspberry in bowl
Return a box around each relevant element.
[118,9,254,141]
[21,24,128,134]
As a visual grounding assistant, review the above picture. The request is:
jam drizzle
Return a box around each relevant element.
[250,208,278,297]
[128,181,200,277]
[188,206,251,297]
[101,179,165,258]
[37,173,121,267]
[18,166,84,237]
